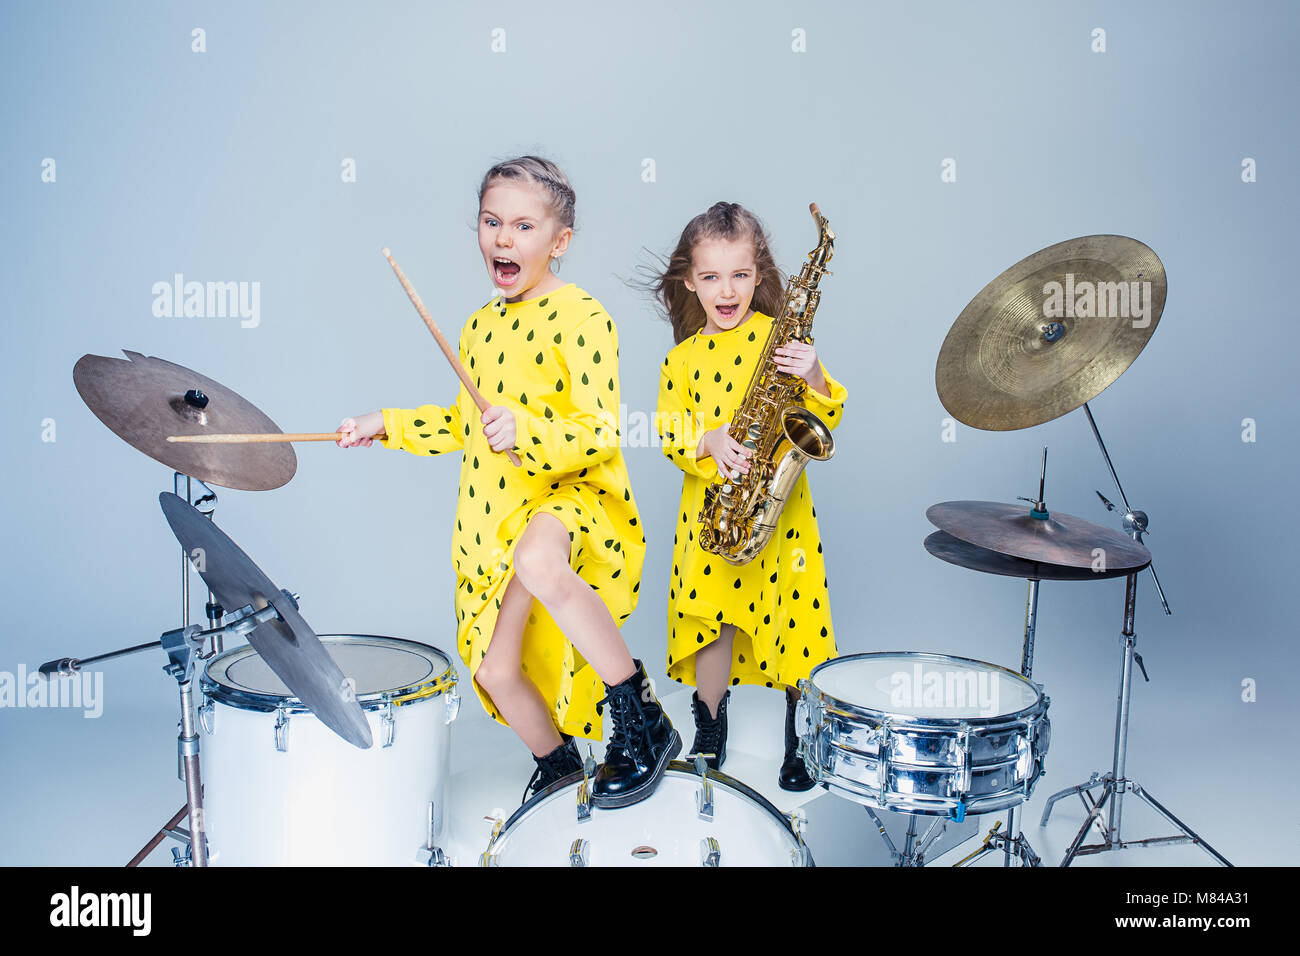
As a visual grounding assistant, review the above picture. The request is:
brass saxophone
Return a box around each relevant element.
[697,203,837,565]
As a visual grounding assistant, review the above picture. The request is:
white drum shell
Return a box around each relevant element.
[200,635,455,866]
[483,763,811,867]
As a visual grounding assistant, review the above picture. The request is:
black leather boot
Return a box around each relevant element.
[522,734,583,804]
[591,660,681,808]
[689,690,730,770]
[778,691,816,792]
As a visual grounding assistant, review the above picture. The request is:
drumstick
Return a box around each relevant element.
[382,246,523,468]
[167,433,384,444]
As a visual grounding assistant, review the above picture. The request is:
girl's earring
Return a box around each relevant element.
[550,253,562,274]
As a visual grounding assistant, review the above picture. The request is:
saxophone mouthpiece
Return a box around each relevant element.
[809,202,821,218]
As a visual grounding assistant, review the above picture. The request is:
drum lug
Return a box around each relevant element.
[787,807,813,867]
[198,699,215,735]
[692,753,715,820]
[873,719,892,805]
[443,691,460,725]
[274,704,290,752]
[380,701,396,748]
[699,836,721,867]
[954,722,973,797]
[569,839,590,867]
[479,813,504,867]
[576,747,596,822]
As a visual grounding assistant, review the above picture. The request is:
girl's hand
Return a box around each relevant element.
[698,424,752,481]
[481,405,516,452]
[774,340,827,393]
[337,410,384,448]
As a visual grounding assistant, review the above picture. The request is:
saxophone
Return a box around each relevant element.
[697,203,837,565]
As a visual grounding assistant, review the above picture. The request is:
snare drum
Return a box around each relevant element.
[480,761,813,867]
[199,634,459,865]
[798,652,1050,817]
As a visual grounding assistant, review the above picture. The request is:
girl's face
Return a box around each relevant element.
[685,236,762,334]
[478,181,572,302]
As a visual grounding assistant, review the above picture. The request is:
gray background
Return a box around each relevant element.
[2,0,1296,866]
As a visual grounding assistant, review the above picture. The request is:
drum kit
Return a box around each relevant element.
[37,234,1230,867]
[795,233,1230,867]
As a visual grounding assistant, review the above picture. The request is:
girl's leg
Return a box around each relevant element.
[475,572,565,757]
[511,512,635,686]
[694,623,735,716]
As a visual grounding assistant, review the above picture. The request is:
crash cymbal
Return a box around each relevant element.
[159,493,371,749]
[74,351,296,490]
[926,500,1151,571]
[924,530,1144,581]
[936,235,1166,431]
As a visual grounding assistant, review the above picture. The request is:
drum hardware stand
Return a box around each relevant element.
[953,818,1042,867]
[43,597,296,867]
[418,801,450,866]
[175,473,226,656]
[862,807,949,867]
[1001,447,1053,867]
[1038,404,1231,866]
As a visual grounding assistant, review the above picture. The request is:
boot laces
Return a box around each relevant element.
[599,684,647,754]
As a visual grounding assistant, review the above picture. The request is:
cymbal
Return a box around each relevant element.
[159,492,372,749]
[74,351,296,490]
[936,235,1166,431]
[924,530,1144,581]
[926,500,1151,571]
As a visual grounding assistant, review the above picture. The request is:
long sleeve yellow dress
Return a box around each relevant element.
[657,310,845,691]
[381,283,644,740]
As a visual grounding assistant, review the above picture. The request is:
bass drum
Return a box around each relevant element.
[199,634,459,865]
[481,761,813,867]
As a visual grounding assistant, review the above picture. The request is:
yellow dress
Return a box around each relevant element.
[657,310,845,691]
[381,283,644,740]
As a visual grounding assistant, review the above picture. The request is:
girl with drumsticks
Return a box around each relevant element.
[647,201,846,790]
[338,156,680,807]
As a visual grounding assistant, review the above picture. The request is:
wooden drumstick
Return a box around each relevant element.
[167,433,386,444]
[382,246,523,467]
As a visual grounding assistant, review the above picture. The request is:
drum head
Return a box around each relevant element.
[204,635,452,709]
[811,652,1039,721]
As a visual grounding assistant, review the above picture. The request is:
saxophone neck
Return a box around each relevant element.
[808,202,835,269]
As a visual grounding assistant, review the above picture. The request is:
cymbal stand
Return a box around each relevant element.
[999,446,1052,867]
[1038,403,1230,866]
[175,474,226,654]
[42,600,290,867]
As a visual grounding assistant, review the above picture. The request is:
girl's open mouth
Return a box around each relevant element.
[716,304,738,319]
[494,257,521,285]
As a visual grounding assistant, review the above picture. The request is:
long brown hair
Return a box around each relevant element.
[645,202,785,344]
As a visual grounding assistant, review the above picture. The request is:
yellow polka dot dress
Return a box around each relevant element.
[657,311,845,691]
[380,283,644,740]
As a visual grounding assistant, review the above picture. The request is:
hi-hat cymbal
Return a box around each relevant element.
[159,492,372,749]
[924,530,1145,581]
[936,235,1166,431]
[926,500,1151,571]
[74,351,296,490]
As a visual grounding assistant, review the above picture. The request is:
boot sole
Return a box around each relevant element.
[590,730,682,809]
